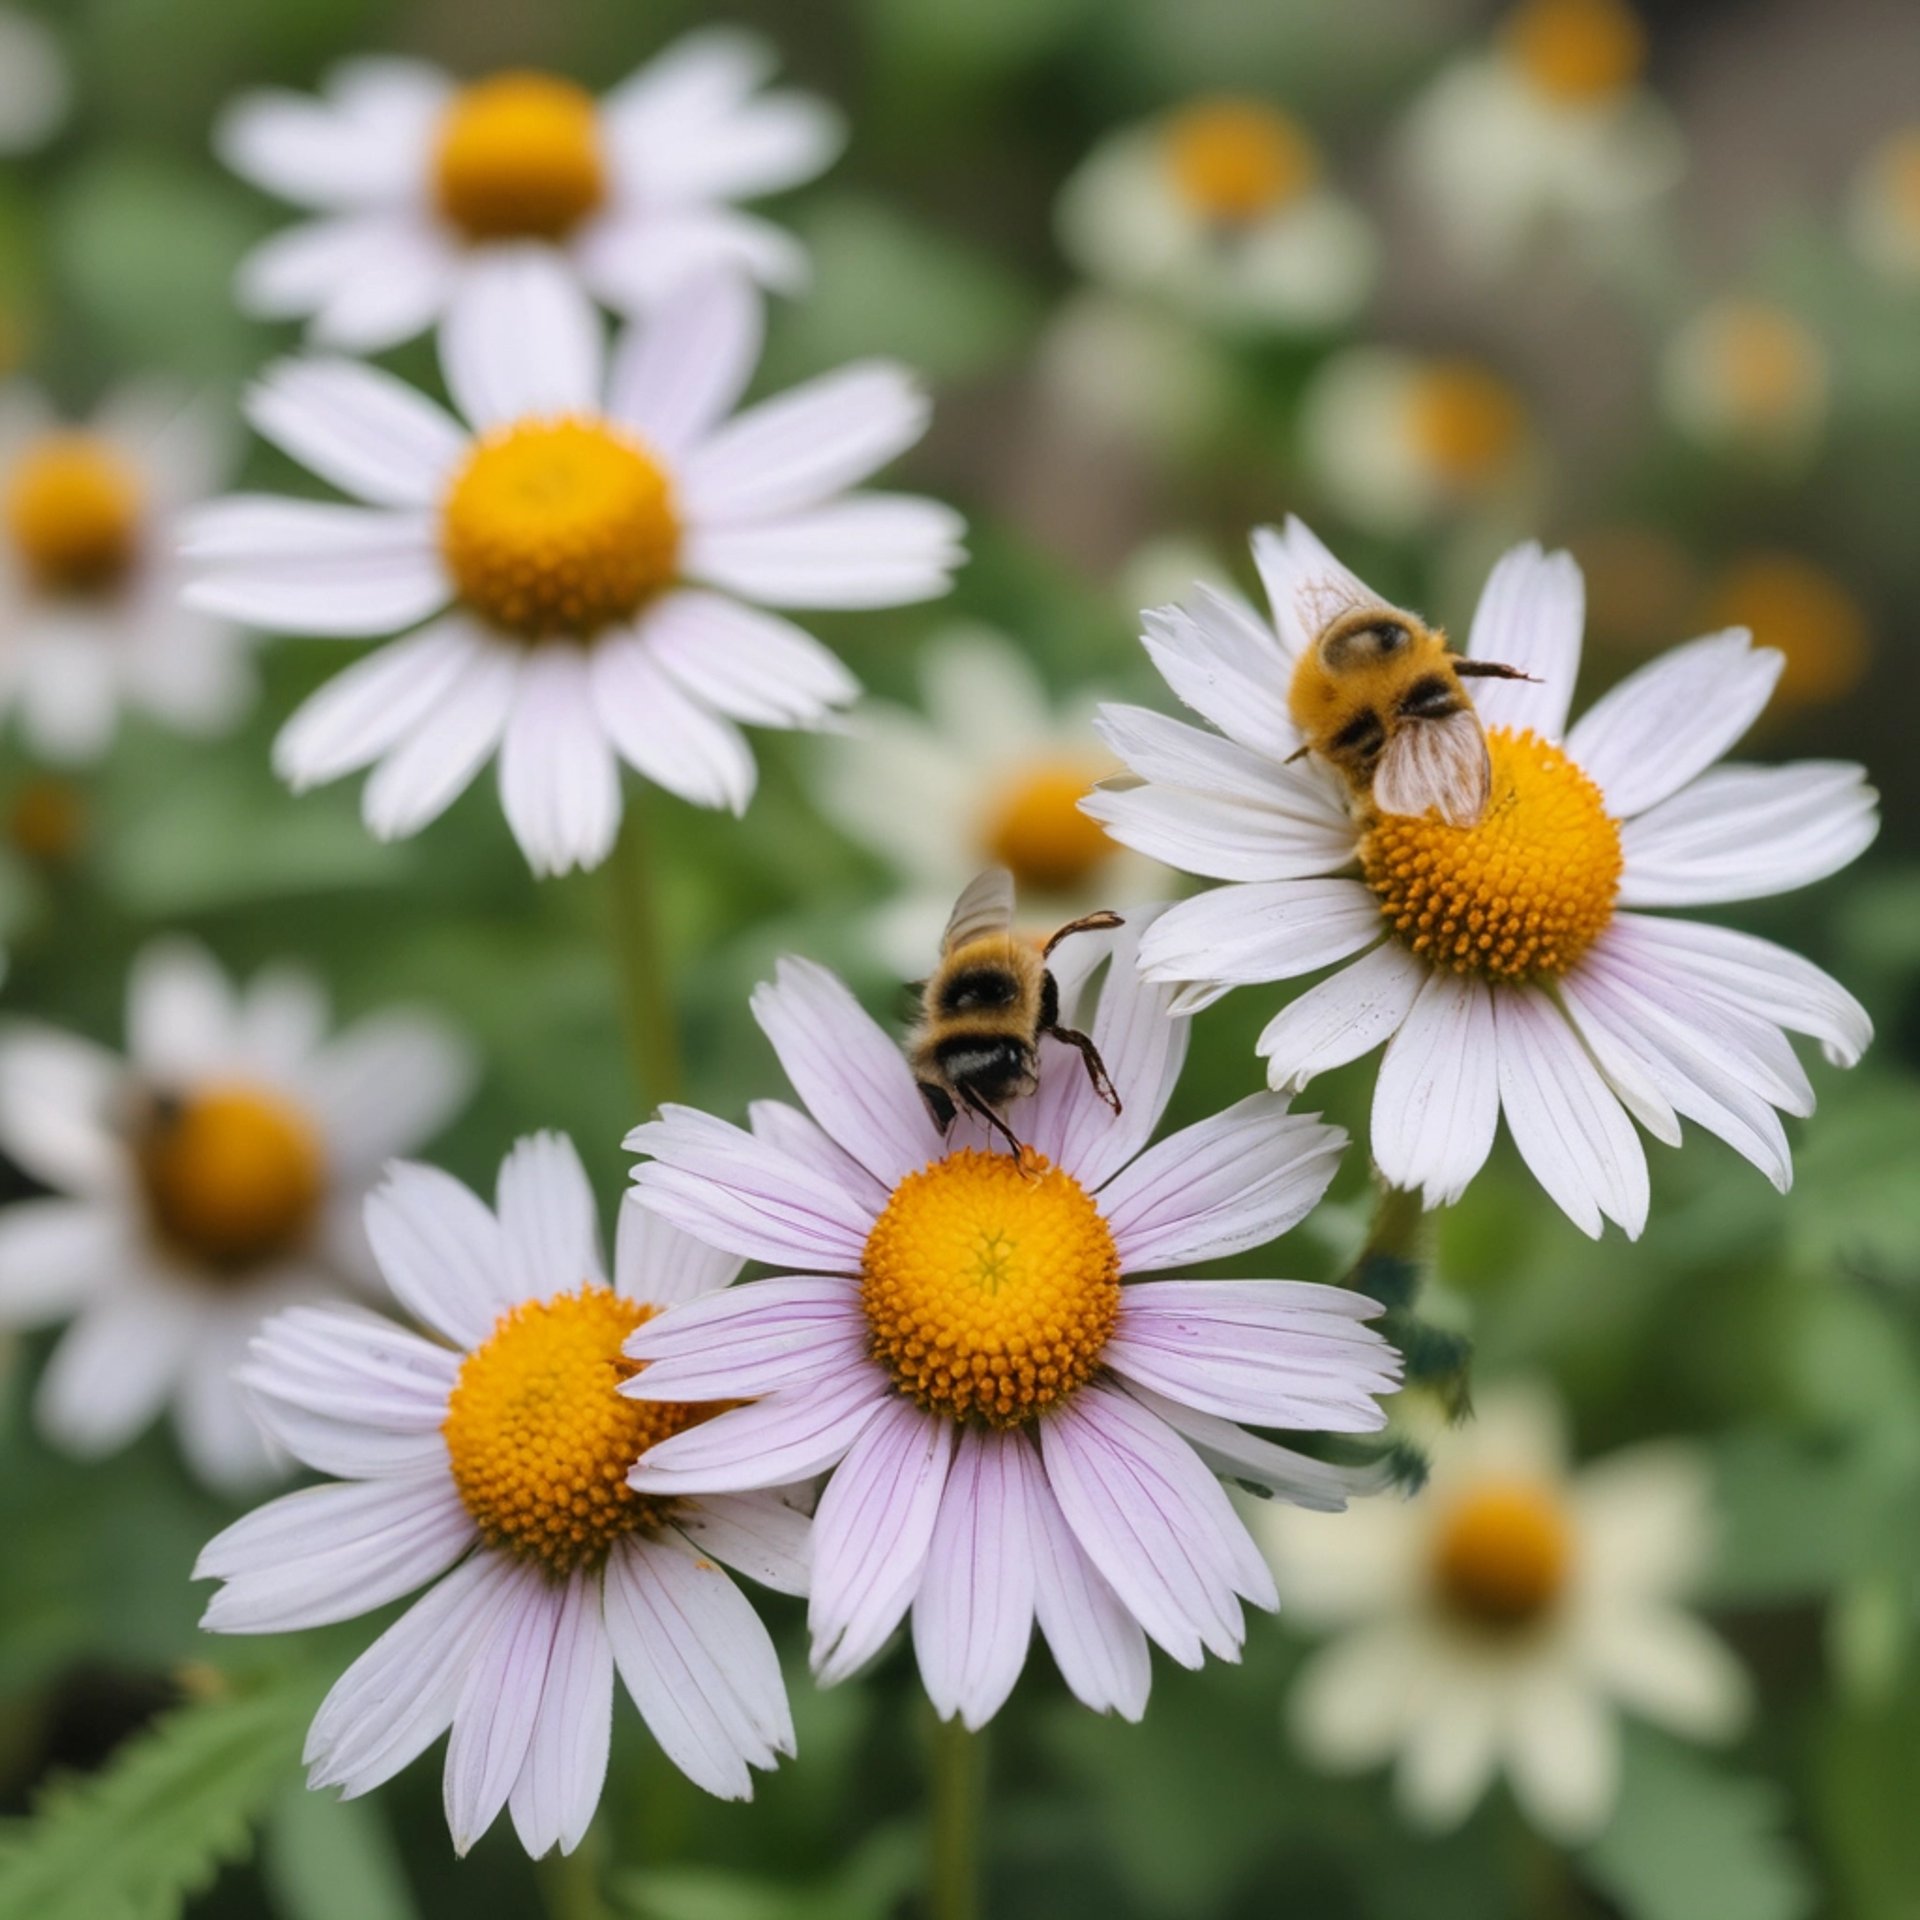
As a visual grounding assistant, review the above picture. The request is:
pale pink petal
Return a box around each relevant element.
[672,1490,812,1597]
[1138,881,1384,990]
[590,626,758,814]
[1025,1460,1150,1720]
[244,1303,459,1439]
[605,276,763,458]
[441,249,604,429]
[629,1370,890,1495]
[245,358,465,507]
[508,1569,613,1858]
[36,1292,194,1458]
[613,1195,744,1307]
[496,644,624,878]
[622,1274,866,1402]
[364,1161,518,1347]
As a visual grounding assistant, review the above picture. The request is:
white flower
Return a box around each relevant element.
[1,383,253,763]
[217,30,842,352]
[1086,519,1877,1239]
[1848,126,1920,286]
[1258,1382,1750,1841]
[1660,300,1829,464]
[1297,349,1536,537]
[196,1133,805,1853]
[1057,97,1374,336]
[0,7,67,155]
[0,937,473,1490]
[1397,0,1682,273]
[812,626,1168,974]
[183,259,964,877]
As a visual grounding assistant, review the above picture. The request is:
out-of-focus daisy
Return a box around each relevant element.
[1297,348,1535,536]
[1849,127,1920,287]
[1661,299,1828,464]
[1057,97,1375,336]
[0,7,68,155]
[1700,552,1871,715]
[185,262,962,877]
[1259,1382,1749,1841]
[1086,520,1876,1239]
[1,384,252,763]
[1032,290,1233,455]
[0,937,472,1489]
[196,1134,805,1852]
[812,627,1167,974]
[1398,0,1682,272]
[217,31,842,352]
[624,923,1399,1729]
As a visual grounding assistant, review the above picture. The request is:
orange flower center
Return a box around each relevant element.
[4,432,145,595]
[1432,1478,1573,1629]
[433,73,607,244]
[1502,0,1647,105]
[980,759,1117,894]
[1406,363,1527,486]
[861,1150,1120,1427]
[1162,98,1318,222]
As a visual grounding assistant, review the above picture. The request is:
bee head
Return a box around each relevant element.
[1320,616,1414,674]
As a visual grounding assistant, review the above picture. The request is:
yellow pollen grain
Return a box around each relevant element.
[1362,728,1621,981]
[981,760,1117,894]
[861,1150,1120,1428]
[4,432,145,595]
[441,416,679,638]
[136,1083,326,1272]
[444,1287,715,1574]
[433,72,606,244]
[1502,0,1647,105]
[1406,362,1527,486]
[1162,98,1318,222]
[1703,551,1869,713]
[1432,1478,1573,1630]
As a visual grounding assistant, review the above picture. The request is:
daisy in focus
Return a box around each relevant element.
[1397,0,1682,273]
[1848,126,1920,287]
[623,918,1400,1729]
[1056,97,1375,337]
[217,30,842,352]
[184,261,963,876]
[0,937,472,1489]
[195,1133,806,1853]
[2,383,252,763]
[1084,519,1876,1239]
[812,626,1167,974]
[1258,1383,1749,1841]
[1661,299,1829,465]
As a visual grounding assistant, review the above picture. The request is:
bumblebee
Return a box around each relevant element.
[909,867,1122,1157]
[1287,603,1531,827]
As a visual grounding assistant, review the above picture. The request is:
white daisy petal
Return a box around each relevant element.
[361,639,521,841]
[495,1132,604,1297]
[1370,970,1500,1209]
[672,1491,812,1598]
[237,215,457,354]
[629,1371,889,1495]
[497,644,624,878]
[305,1012,474,1169]
[442,249,605,429]
[0,1200,121,1321]
[623,1275,866,1404]
[1251,517,1389,665]
[623,91,843,204]
[128,936,240,1080]
[576,208,808,310]
[364,1162,518,1348]
[613,1195,745,1307]
[36,1293,194,1459]
[639,591,859,728]
[606,276,764,458]
[1288,1623,1426,1773]
[1025,1458,1151,1720]
[176,1336,284,1494]
[1138,591,1299,761]
[683,494,965,609]
[1397,1669,1505,1832]
[1503,1668,1619,1845]
[0,1028,125,1196]
[1463,541,1585,738]
[1139,880,1383,989]
[1257,939,1427,1094]
[246,358,465,507]
[507,1569,614,1859]
[243,1304,461,1439]
[1581,1607,1750,1742]
[214,86,434,209]
[590,628,758,814]
[1126,1382,1389,1511]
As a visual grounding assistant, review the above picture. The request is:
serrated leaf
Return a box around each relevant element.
[0,1673,316,1920]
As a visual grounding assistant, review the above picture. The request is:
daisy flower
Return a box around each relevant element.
[1056,96,1375,336]
[1660,299,1828,464]
[1848,126,1920,287]
[2,383,252,763]
[0,937,472,1489]
[183,260,963,877]
[0,6,67,155]
[622,920,1400,1729]
[1297,349,1535,537]
[216,29,842,352]
[195,1133,805,1853]
[1257,1382,1749,1841]
[1397,0,1682,273]
[1084,519,1877,1239]
[812,626,1167,974]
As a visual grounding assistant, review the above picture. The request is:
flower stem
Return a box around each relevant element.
[605,790,683,1112]
[1348,1177,1430,1283]
[1347,1175,1472,1415]
[537,1825,611,1920]
[927,1711,983,1920]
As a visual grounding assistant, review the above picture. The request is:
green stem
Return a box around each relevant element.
[1348,1176,1430,1283]
[926,1711,983,1920]
[537,1823,611,1920]
[605,792,683,1111]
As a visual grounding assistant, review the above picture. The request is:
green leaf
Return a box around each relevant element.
[1581,1729,1813,1920]
[0,1673,316,1920]
[262,1784,418,1920]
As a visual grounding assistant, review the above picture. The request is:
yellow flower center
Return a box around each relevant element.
[1162,98,1318,222]
[980,759,1118,894]
[861,1150,1121,1428]
[1432,1478,1573,1630]
[1501,0,1647,105]
[1361,728,1622,981]
[1705,304,1824,429]
[1704,551,1869,712]
[433,73,607,244]
[4,432,145,595]
[135,1084,326,1272]
[444,1287,718,1574]
[1406,363,1527,486]
[7,776,87,865]
[440,416,679,638]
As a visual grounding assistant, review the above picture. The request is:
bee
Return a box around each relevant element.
[1287,603,1532,828]
[909,867,1123,1157]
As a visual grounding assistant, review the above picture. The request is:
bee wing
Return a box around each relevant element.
[942,866,1016,953]
[1373,712,1491,828]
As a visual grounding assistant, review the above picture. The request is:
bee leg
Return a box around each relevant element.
[956,1084,1030,1161]
[1042,910,1124,958]
[916,1080,957,1132]
[1045,1023,1123,1115]
[1453,659,1538,682]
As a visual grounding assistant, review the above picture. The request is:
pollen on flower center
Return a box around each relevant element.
[441,416,679,638]
[1162,98,1318,223]
[1501,0,1647,105]
[4,432,145,594]
[433,72,606,243]
[136,1083,326,1272]
[1432,1478,1573,1630]
[445,1288,714,1574]
[1362,728,1621,981]
[1406,364,1527,486]
[861,1150,1121,1427]
[981,760,1116,894]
